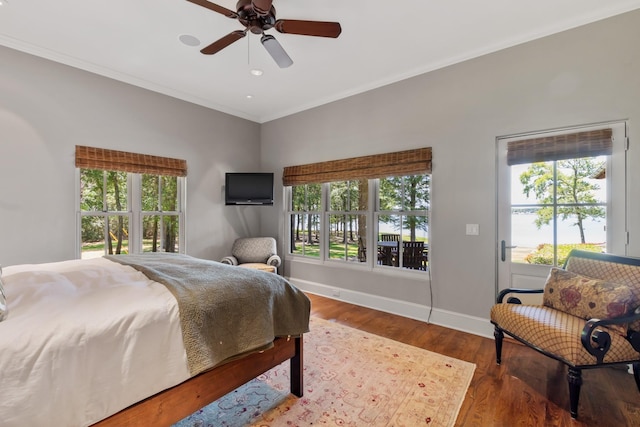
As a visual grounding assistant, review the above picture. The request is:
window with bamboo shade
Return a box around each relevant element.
[282,148,431,186]
[284,148,431,271]
[75,145,187,176]
[75,146,186,259]
[506,129,612,166]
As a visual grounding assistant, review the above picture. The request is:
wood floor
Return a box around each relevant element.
[307,293,640,427]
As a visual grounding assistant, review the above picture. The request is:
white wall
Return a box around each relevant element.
[260,10,640,333]
[0,45,261,266]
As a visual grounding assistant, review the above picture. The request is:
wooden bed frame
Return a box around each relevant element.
[92,336,303,427]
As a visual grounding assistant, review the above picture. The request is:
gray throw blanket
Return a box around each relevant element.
[105,254,310,376]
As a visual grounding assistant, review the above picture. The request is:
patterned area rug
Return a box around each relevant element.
[174,317,475,427]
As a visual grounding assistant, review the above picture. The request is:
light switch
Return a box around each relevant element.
[466,224,479,235]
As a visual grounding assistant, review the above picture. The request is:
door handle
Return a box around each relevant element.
[501,240,517,262]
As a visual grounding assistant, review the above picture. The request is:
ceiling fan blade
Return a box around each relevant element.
[185,0,238,19]
[261,34,293,68]
[274,19,342,38]
[201,30,247,55]
[251,0,273,16]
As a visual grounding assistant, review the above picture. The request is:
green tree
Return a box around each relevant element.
[80,169,105,242]
[329,180,366,243]
[142,175,179,252]
[80,169,127,254]
[107,171,126,254]
[519,159,605,243]
[379,175,429,241]
[290,184,321,251]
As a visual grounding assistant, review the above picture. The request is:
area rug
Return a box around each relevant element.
[173,317,475,426]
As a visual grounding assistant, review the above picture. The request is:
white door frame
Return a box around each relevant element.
[495,121,628,298]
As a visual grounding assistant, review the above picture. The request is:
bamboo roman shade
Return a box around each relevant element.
[507,128,612,166]
[282,148,432,186]
[75,145,187,177]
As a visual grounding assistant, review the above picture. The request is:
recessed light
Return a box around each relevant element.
[250,69,263,76]
[246,95,253,99]
[178,34,200,47]
[0,0,9,6]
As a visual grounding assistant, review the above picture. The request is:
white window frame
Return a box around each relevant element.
[76,169,186,258]
[284,174,431,275]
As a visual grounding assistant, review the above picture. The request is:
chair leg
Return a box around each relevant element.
[494,327,504,365]
[567,367,582,419]
[633,363,640,393]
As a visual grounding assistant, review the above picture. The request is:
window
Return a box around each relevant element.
[328,179,368,263]
[289,184,321,258]
[79,169,131,257]
[284,148,431,273]
[509,158,606,265]
[141,174,181,253]
[76,146,186,259]
[504,123,627,266]
[377,175,429,270]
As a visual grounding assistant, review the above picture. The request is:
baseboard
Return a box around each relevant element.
[288,277,495,339]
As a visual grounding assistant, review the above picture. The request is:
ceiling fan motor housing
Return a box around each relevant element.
[236,0,276,34]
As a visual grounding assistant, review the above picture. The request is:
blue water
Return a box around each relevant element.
[379,213,605,248]
[511,213,606,248]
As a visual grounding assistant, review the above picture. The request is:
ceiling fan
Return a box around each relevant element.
[186,0,342,68]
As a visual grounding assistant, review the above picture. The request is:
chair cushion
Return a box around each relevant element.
[490,303,640,366]
[232,237,277,264]
[543,268,633,334]
[239,263,276,273]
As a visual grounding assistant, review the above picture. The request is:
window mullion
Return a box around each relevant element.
[552,161,558,265]
[102,171,108,212]
[130,174,141,254]
[321,183,328,261]
[178,176,186,254]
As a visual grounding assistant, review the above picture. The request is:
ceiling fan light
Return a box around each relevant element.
[260,34,293,68]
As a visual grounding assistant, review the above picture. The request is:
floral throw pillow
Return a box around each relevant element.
[543,267,633,334]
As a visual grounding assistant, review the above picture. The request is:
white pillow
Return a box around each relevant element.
[0,266,8,321]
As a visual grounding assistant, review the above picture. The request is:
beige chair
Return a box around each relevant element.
[220,237,281,273]
[490,249,640,419]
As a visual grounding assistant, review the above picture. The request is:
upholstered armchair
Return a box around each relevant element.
[220,237,281,273]
[490,249,640,419]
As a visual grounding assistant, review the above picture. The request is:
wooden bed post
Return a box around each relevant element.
[291,336,303,397]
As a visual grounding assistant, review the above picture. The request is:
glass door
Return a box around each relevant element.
[496,122,627,297]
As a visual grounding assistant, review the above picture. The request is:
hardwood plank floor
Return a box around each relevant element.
[307,293,640,426]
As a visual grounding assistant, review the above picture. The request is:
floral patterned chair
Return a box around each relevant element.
[220,237,281,273]
[490,249,640,419]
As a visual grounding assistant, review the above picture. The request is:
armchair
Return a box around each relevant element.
[220,237,281,273]
[490,249,640,419]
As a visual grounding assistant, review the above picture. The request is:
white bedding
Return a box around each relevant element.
[0,257,190,427]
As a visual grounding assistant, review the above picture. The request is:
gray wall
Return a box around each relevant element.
[1,10,639,332]
[0,45,261,266]
[260,10,640,321]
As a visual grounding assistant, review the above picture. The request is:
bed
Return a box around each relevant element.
[0,254,310,427]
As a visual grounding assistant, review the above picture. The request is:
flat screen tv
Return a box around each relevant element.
[225,172,274,205]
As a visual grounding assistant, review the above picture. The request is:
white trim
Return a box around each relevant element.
[289,276,494,339]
